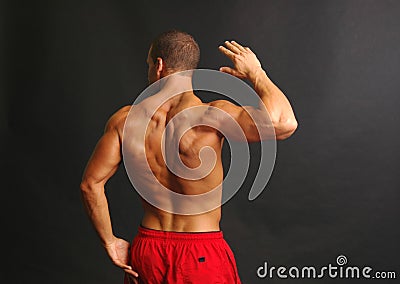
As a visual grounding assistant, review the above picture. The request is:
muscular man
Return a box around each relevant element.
[81,30,297,284]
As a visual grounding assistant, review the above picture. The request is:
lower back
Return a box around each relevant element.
[141,201,222,232]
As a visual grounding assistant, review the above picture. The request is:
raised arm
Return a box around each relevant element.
[212,40,297,141]
[80,106,138,279]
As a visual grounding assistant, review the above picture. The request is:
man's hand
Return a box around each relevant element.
[103,237,139,282]
[219,40,263,80]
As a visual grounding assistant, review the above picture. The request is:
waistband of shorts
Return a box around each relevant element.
[137,225,224,241]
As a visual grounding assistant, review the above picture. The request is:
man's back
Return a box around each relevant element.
[120,90,225,232]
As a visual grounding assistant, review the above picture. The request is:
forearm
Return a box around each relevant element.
[80,183,115,246]
[247,68,297,140]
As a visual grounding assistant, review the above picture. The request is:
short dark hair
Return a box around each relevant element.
[150,30,200,71]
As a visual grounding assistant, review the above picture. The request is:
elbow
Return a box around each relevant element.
[274,119,298,140]
[80,174,106,194]
[80,180,93,196]
[80,178,99,195]
[80,180,89,192]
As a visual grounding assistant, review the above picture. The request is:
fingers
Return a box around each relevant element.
[113,259,139,277]
[219,41,240,58]
[115,261,131,270]
[218,45,236,60]
[220,40,248,54]
[219,40,253,61]
[224,41,241,53]
[126,273,139,284]
[124,267,139,278]
[219,66,233,73]
[230,40,246,52]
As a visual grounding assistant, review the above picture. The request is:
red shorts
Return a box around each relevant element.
[124,226,241,284]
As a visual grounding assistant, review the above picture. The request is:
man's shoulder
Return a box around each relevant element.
[207,99,236,109]
[105,105,132,131]
[205,100,240,116]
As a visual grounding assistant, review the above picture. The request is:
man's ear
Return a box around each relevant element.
[156,57,164,77]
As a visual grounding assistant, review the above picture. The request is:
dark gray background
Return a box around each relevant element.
[3,0,399,283]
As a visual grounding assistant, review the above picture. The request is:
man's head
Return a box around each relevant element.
[147,30,200,84]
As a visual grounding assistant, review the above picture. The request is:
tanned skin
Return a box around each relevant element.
[81,40,297,282]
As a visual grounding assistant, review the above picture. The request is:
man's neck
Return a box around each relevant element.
[156,72,196,107]
[160,72,193,93]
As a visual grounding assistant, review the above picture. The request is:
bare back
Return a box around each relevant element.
[119,91,224,232]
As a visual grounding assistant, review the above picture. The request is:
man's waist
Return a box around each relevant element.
[141,209,221,233]
[137,224,224,241]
